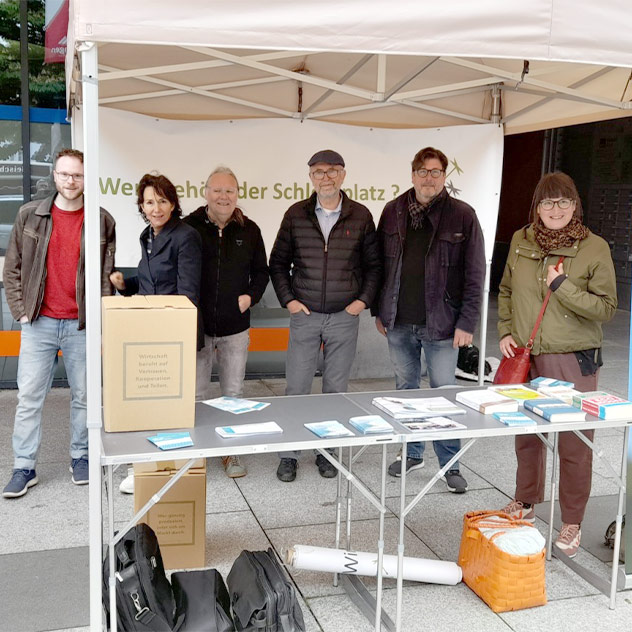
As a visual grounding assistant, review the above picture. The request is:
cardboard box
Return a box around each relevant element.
[134,462,206,570]
[102,295,197,432]
[134,458,205,474]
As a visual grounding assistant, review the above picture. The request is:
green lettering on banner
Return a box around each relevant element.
[121,182,133,196]
[100,177,122,195]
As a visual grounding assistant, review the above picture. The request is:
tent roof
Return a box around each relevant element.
[68,1,632,134]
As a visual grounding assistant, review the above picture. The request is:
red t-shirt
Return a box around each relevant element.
[40,203,84,320]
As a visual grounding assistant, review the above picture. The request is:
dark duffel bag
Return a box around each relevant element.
[171,569,235,632]
[103,522,180,631]
[227,548,305,632]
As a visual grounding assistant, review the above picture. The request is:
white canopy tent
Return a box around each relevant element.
[65,2,632,629]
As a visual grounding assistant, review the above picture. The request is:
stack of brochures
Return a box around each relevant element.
[203,396,270,414]
[372,396,466,420]
[402,417,466,431]
[530,377,574,388]
[523,398,586,422]
[304,420,354,438]
[492,411,537,426]
[455,390,518,414]
[348,415,394,434]
[215,421,283,437]
[572,391,632,420]
[147,432,194,450]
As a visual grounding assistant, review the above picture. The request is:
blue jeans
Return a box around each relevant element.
[196,330,250,399]
[13,317,87,470]
[386,324,460,468]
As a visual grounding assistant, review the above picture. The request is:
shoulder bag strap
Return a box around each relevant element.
[526,255,564,349]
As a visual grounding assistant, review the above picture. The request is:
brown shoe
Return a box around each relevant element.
[222,455,247,478]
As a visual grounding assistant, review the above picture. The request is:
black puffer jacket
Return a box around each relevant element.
[269,191,381,313]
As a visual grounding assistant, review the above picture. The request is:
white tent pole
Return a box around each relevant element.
[79,41,103,632]
[478,261,491,387]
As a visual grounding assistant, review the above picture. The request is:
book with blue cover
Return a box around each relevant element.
[147,432,194,450]
[348,415,394,434]
[523,398,586,422]
[203,396,270,414]
[492,412,537,426]
[215,421,282,437]
[304,420,355,438]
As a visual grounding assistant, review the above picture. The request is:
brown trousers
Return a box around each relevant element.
[514,352,597,525]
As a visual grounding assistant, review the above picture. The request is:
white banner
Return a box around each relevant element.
[98,110,503,274]
[286,544,462,585]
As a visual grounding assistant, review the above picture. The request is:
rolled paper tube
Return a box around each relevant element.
[286,544,462,585]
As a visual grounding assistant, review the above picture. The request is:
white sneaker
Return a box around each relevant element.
[119,468,134,494]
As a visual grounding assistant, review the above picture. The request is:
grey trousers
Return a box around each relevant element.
[195,330,249,400]
[279,309,359,460]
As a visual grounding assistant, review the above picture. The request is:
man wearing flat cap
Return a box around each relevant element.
[270,149,381,482]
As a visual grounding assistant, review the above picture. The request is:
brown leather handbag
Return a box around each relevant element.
[493,256,564,385]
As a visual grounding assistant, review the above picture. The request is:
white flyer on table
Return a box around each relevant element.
[203,396,270,414]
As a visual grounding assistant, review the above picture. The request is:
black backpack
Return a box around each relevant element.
[227,549,305,632]
[171,569,235,631]
[457,344,491,377]
[103,523,180,631]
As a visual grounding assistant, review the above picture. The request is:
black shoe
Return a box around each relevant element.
[315,454,337,478]
[277,458,298,482]
[442,469,468,493]
[388,457,424,478]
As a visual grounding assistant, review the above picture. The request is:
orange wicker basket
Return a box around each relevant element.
[458,510,547,613]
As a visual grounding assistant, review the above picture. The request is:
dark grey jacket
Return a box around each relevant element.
[3,194,116,330]
[269,192,381,313]
[373,188,485,340]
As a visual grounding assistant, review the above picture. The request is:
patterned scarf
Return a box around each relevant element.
[408,189,434,229]
[533,215,589,255]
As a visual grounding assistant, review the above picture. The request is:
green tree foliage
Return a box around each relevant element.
[0,0,66,108]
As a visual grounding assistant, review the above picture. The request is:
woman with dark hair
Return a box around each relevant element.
[110,173,201,494]
[497,171,617,558]
[110,173,201,302]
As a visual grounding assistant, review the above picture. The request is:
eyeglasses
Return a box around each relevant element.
[415,168,444,179]
[539,198,574,211]
[310,168,343,180]
[206,187,238,196]
[54,171,84,182]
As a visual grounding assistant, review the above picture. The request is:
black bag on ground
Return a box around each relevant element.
[457,344,491,377]
[171,569,235,632]
[227,548,306,632]
[102,522,179,632]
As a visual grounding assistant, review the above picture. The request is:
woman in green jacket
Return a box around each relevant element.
[497,171,617,558]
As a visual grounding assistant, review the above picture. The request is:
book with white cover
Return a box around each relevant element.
[372,396,466,420]
[215,421,282,437]
[530,377,574,389]
[535,385,580,404]
[304,420,355,438]
[348,415,394,434]
[455,389,519,414]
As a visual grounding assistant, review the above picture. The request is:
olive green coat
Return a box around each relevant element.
[498,224,617,356]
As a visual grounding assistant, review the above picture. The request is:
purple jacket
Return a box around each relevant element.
[373,188,485,340]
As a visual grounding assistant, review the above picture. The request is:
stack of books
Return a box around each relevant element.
[523,398,586,422]
[372,396,466,420]
[572,392,632,420]
[455,390,519,414]
[304,420,355,438]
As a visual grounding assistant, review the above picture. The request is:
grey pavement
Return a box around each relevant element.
[1,297,631,631]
